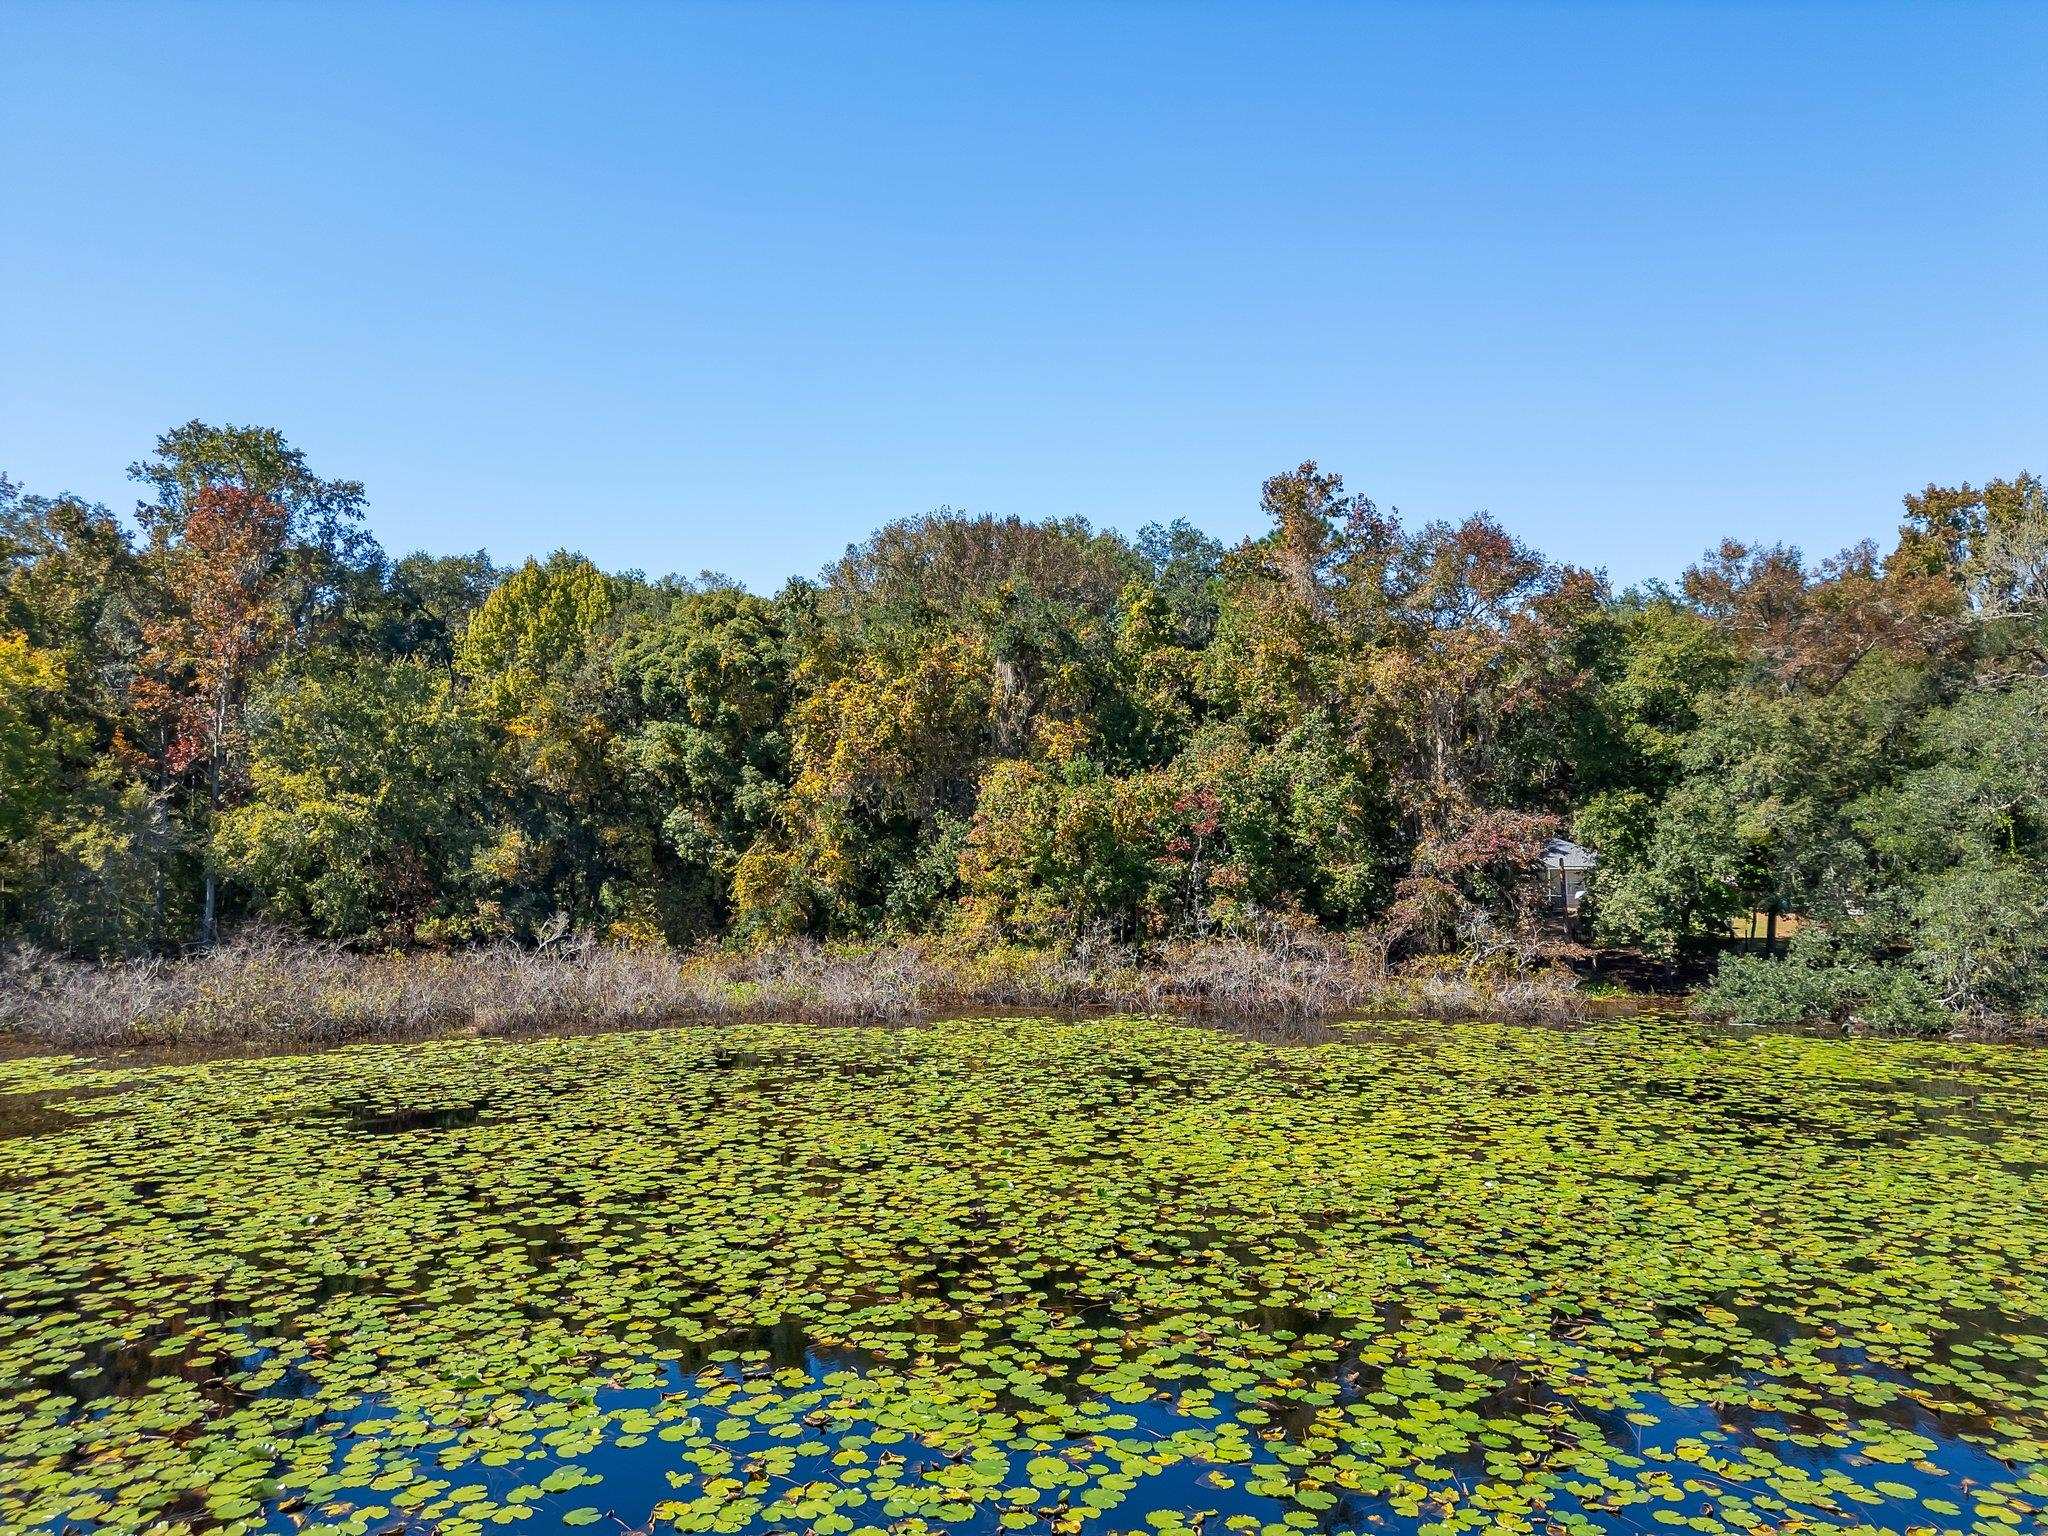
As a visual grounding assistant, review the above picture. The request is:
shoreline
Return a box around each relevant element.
[5,933,2038,1057]
[2,930,1607,1051]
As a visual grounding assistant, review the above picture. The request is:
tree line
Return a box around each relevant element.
[4,423,2044,1028]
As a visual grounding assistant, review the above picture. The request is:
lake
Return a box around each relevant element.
[2,1017,2044,1536]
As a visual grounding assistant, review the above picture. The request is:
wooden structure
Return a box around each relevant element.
[1540,838,1597,916]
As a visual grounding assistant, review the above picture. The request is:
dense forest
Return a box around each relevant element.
[3,423,2044,1030]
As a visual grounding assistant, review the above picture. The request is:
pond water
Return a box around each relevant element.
[2,1017,2045,1536]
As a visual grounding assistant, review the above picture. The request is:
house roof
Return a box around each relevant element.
[1541,837,1598,871]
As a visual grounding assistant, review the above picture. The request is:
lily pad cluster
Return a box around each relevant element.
[1,1018,2045,1536]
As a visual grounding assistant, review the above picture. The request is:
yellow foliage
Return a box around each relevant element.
[603,916,668,949]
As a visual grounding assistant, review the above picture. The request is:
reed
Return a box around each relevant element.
[0,926,1591,1048]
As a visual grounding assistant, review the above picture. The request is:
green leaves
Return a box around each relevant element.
[1,1018,2044,1536]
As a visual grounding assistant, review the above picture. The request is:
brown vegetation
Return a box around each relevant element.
[0,926,1589,1049]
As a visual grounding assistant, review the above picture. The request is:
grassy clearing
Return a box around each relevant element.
[0,927,1591,1047]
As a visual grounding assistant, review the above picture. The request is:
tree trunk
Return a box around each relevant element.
[199,755,220,947]
[151,809,167,952]
[1764,902,1779,960]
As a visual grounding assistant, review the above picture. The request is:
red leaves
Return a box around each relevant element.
[1173,785,1222,839]
[131,484,293,791]
[1389,806,1562,955]
[1682,534,1964,691]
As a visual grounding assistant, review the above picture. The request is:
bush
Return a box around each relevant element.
[1698,950,1961,1035]
[1693,953,1865,1027]
[1849,965,1948,1034]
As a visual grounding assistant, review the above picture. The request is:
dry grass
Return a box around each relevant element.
[0,925,1590,1049]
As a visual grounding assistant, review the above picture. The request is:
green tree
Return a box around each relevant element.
[738,512,1141,936]
[375,550,502,664]
[214,655,498,940]
[0,478,173,952]
[1848,678,2048,1018]
[958,757,1172,941]
[610,587,792,937]
[454,551,630,935]
[0,633,80,846]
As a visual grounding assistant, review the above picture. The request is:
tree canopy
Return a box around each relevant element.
[3,432,2039,1030]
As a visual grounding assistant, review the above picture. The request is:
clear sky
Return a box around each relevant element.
[4,2,2043,592]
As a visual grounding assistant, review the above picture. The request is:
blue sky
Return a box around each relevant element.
[4,2,2042,592]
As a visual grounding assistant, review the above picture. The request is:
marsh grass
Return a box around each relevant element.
[0,925,1590,1047]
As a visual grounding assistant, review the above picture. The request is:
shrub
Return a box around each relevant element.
[1697,950,1956,1035]
[1849,965,1948,1034]
[1693,953,1864,1027]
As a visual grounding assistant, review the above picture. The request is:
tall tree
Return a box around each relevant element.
[130,486,291,944]
[127,425,382,943]
[454,552,630,934]
[131,421,379,641]
[1331,507,1604,951]
[610,587,793,938]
